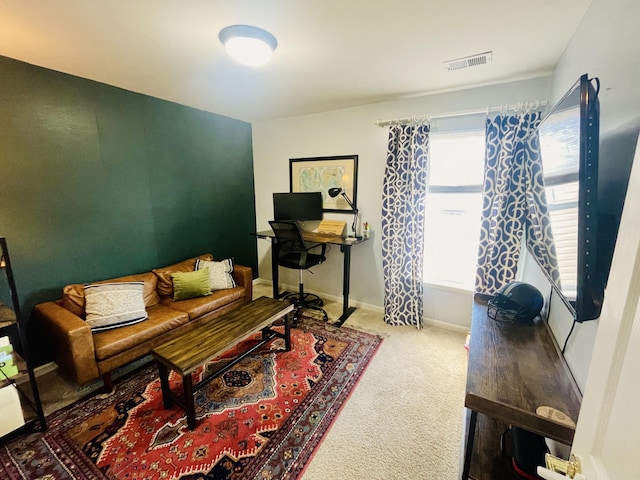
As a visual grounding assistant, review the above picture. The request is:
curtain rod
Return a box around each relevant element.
[374,100,549,127]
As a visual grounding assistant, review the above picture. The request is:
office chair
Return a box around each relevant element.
[269,220,329,323]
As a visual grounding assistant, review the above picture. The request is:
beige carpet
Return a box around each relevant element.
[34,283,468,480]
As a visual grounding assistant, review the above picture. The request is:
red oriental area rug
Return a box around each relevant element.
[1,317,382,480]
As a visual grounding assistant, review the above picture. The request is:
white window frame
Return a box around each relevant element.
[423,129,485,291]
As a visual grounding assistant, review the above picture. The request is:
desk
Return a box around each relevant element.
[462,300,582,479]
[254,230,369,327]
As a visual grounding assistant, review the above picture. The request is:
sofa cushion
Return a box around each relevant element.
[84,282,148,332]
[172,268,212,301]
[195,258,236,290]
[93,303,189,360]
[161,287,246,320]
[62,272,160,318]
[152,254,213,298]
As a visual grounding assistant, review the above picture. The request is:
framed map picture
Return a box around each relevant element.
[289,155,358,213]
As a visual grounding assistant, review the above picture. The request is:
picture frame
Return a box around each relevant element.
[289,155,358,213]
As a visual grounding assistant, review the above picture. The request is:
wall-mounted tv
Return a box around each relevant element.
[534,74,602,322]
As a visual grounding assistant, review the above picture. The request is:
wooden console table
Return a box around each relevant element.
[461,300,582,479]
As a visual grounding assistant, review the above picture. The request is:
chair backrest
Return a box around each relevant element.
[269,221,306,256]
[269,220,327,271]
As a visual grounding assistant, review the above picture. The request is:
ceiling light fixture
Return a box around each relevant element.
[218,24,277,67]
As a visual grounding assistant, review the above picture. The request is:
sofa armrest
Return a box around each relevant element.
[233,264,253,304]
[33,301,100,385]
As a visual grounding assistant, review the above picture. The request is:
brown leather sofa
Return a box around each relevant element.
[34,254,252,389]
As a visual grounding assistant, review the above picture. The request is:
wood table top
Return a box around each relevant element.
[465,301,582,444]
[254,229,369,246]
[152,296,293,376]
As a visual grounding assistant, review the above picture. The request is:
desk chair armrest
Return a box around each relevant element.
[305,242,326,255]
[296,243,326,268]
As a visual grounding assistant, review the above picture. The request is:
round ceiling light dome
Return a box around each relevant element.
[218,25,278,67]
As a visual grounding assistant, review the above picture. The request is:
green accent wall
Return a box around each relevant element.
[0,56,258,363]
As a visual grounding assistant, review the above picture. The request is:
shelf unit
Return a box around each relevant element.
[0,237,46,441]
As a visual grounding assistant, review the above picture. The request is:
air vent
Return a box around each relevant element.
[444,51,492,71]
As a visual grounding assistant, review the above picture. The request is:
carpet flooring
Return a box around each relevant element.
[0,316,382,480]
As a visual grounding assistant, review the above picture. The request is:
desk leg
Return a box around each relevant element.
[335,245,357,327]
[461,409,477,479]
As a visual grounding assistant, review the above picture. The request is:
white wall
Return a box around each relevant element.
[520,0,640,391]
[253,76,550,329]
[250,0,640,399]
[253,0,639,348]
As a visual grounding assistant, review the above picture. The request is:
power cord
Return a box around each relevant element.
[548,285,577,354]
[561,319,577,354]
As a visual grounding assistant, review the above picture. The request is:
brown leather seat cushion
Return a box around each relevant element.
[161,287,246,320]
[93,304,189,360]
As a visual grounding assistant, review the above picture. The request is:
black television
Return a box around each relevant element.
[534,74,602,322]
[273,192,323,221]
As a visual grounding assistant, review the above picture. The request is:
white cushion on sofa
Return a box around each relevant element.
[84,282,148,332]
[195,258,236,290]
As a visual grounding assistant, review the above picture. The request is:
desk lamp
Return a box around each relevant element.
[328,187,360,238]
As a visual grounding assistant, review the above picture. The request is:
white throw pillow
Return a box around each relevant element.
[195,258,236,290]
[84,282,148,332]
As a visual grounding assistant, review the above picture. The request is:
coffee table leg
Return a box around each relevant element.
[284,312,292,351]
[183,374,197,430]
[157,363,172,409]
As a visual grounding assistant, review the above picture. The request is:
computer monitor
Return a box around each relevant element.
[273,192,323,221]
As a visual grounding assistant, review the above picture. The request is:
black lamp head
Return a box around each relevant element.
[328,187,343,198]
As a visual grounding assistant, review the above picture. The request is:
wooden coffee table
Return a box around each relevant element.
[152,296,294,429]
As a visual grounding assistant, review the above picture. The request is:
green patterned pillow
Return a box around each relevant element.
[171,268,212,301]
[195,258,236,290]
[84,282,148,332]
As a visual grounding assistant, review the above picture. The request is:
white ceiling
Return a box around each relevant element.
[0,0,592,123]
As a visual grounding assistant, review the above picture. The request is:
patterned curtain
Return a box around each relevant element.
[475,112,560,295]
[381,124,429,328]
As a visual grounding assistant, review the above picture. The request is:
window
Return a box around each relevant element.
[423,129,485,290]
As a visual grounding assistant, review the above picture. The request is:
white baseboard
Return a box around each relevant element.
[255,278,469,333]
[423,317,470,334]
[255,279,383,313]
[34,361,58,377]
